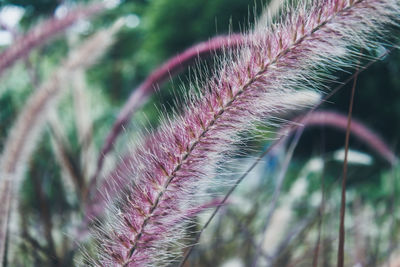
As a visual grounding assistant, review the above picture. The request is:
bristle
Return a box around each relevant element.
[89,1,400,266]
[90,34,245,192]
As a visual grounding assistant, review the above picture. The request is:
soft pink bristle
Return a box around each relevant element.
[90,1,400,266]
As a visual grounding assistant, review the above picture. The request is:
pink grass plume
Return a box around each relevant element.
[89,34,245,195]
[87,0,400,266]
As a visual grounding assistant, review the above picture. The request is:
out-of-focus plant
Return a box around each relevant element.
[0,0,399,266]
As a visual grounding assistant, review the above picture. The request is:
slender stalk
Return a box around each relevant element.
[337,65,358,267]
[312,158,326,267]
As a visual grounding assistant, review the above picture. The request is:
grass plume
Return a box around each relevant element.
[88,0,400,266]
[0,21,121,265]
[89,34,245,195]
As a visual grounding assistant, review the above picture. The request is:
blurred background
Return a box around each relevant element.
[0,0,399,266]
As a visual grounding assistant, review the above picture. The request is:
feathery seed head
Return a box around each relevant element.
[88,0,400,266]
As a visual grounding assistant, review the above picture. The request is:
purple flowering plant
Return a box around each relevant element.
[0,0,399,266]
